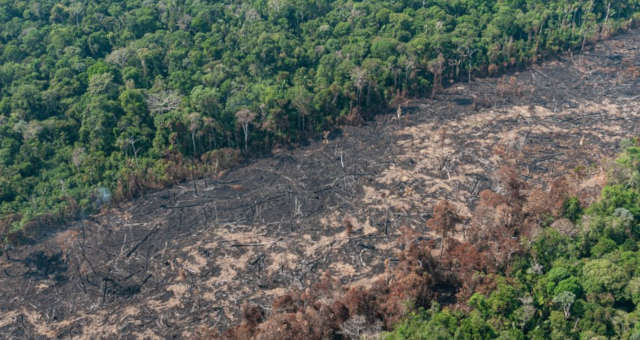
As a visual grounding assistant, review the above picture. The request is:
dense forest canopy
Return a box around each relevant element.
[1,0,639,231]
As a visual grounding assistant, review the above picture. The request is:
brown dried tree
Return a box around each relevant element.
[497,166,527,228]
[427,200,462,258]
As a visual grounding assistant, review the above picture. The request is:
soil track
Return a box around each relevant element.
[1,30,640,339]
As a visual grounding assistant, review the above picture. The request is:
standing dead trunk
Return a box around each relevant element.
[235,109,256,153]
[242,122,249,152]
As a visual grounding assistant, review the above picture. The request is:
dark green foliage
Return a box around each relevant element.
[386,147,640,339]
[1,0,639,232]
[562,197,582,223]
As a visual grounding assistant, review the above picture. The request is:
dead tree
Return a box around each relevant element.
[427,200,462,258]
[428,53,445,98]
[146,90,182,115]
[235,109,256,152]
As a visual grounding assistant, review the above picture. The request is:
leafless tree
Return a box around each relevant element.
[187,112,202,155]
[341,315,382,339]
[351,67,367,106]
[146,90,182,115]
[235,109,256,152]
[105,47,132,68]
[428,53,445,98]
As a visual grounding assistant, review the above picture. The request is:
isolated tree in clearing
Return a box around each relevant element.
[427,200,462,258]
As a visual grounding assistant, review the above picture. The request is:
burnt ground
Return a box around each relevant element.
[1,30,640,339]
